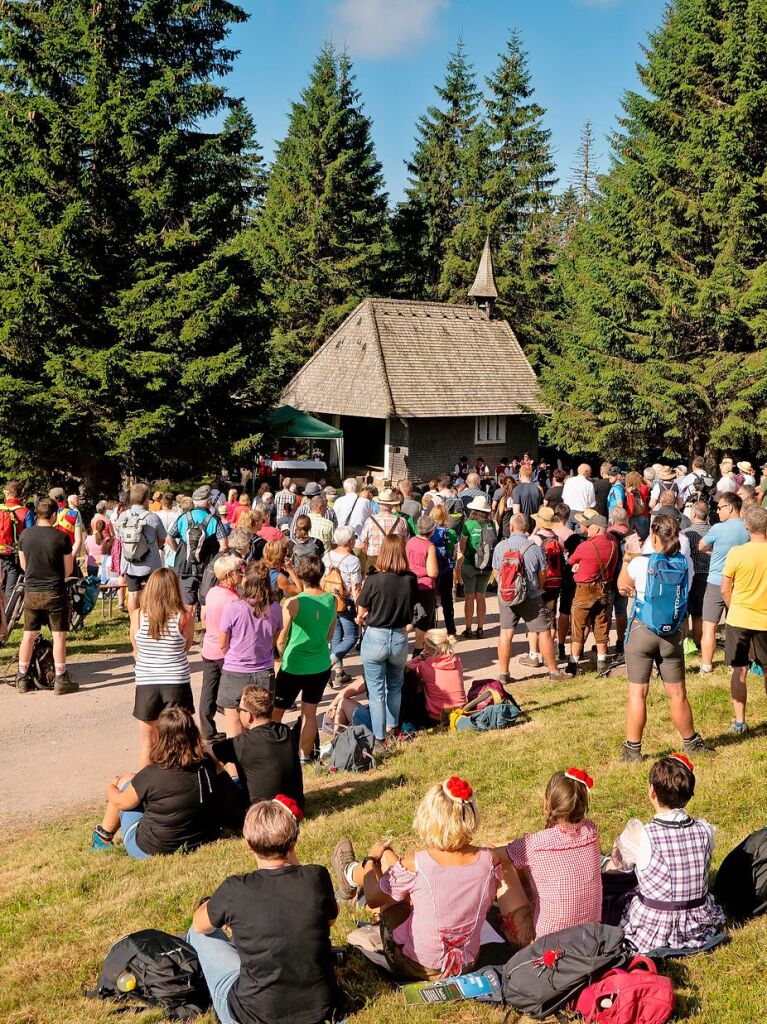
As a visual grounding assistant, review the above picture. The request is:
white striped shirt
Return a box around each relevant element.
[134,611,191,688]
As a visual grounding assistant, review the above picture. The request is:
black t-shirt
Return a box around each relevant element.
[358,571,419,628]
[513,482,543,518]
[592,478,611,516]
[207,865,340,1024]
[544,485,564,506]
[213,722,304,812]
[19,525,72,593]
[132,757,221,855]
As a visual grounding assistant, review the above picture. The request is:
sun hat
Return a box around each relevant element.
[658,466,676,481]
[737,461,755,474]
[574,509,607,528]
[192,485,211,503]
[652,505,682,521]
[532,506,557,528]
[466,495,493,513]
[302,482,323,497]
[378,487,402,507]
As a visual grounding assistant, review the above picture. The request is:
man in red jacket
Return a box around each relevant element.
[566,510,619,675]
[0,480,34,597]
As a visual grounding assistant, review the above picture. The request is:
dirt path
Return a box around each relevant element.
[0,600,552,834]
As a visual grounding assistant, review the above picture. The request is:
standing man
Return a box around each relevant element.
[115,483,167,612]
[358,489,408,571]
[606,468,626,516]
[494,513,564,684]
[592,463,612,517]
[274,476,294,520]
[16,497,77,694]
[0,481,34,596]
[566,510,619,675]
[333,478,371,538]
[166,485,228,611]
[698,492,748,674]
[562,465,596,527]
[458,472,484,510]
[398,479,422,533]
[721,506,767,734]
[511,464,543,518]
[682,501,711,650]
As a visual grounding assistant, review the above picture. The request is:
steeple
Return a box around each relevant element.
[468,236,498,319]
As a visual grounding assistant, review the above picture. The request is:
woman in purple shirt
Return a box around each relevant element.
[218,562,282,737]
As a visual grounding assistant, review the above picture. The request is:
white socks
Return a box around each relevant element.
[344,862,359,886]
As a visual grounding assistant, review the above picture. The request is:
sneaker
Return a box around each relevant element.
[498,672,511,686]
[331,839,358,902]
[460,628,476,640]
[622,742,643,764]
[518,654,541,668]
[15,671,32,694]
[548,670,567,681]
[729,721,748,735]
[53,671,79,695]
[475,627,484,640]
[683,733,717,756]
[90,829,114,852]
[331,672,351,690]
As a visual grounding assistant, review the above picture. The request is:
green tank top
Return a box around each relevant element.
[281,592,336,675]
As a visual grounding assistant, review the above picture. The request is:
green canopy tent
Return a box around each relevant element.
[268,404,344,476]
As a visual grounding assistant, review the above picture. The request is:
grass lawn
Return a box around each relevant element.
[1,662,767,1023]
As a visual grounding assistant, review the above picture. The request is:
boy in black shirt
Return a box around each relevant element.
[189,797,341,1024]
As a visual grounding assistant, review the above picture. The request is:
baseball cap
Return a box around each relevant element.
[608,466,622,477]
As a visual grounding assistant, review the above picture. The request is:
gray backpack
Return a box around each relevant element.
[328,725,376,772]
[118,510,150,564]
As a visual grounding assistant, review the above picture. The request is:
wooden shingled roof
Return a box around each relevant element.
[280,297,548,419]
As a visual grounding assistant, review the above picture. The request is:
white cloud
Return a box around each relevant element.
[331,0,448,59]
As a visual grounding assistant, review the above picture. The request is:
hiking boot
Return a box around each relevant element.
[622,742,643,764]
[498,672,511,686]
[460,628,476,640]
[565,660,578,677]
[518,654,541,668]
[331,671,351,690]
[15,671,32,694]
[90,828,115,852]
[730,721,748,735]
[53,671,79,695]
[683,733,717,757]
[475,627,484,639]
[548,670,567,682]
[332,839,358,902]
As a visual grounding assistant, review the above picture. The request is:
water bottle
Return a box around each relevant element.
[116,970,137,993]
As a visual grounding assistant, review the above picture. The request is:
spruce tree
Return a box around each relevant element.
[541,0,767,462]
[0,0,269,488]
[253,45,389,376]
[392,40,485,300]
[570,121,599,218]
[483,30,557,356]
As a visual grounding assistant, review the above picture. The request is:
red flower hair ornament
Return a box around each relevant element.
[532,947,564,974]
[443,776,474,803]
[273,794,304,823]
[669,753,694,774]
[564,768,593,790]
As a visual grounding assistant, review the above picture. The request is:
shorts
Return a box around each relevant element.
[688,574,708,618]
[702,582,725,624]
[725,625,767,668]
[133,683,195,723]
[571,582,612,647]
[117,780,150,860]
[274,667,330,710]
[461,563,491,595]
[414,588,436,632]
[499,595,550,632]
[218,669,275,708]
[178,574,201,607]
[125,573,150,594]
[352,705,373,730]
[24,590,69,632]
[625,621,685,684]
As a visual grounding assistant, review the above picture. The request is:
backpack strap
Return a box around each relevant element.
[342,495,359,526]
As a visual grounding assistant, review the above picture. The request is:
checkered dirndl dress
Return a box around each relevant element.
[621,814,725,953]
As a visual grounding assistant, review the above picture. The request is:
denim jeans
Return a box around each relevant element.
[360,626,409,740]
[186,928,240,1024]
[331,606,359,663]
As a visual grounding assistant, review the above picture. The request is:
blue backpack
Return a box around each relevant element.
[431,525,456,575]
[635,552,689,636]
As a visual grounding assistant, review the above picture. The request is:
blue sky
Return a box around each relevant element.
[227,0,667,203]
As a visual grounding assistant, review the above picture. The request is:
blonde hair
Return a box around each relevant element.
[214,553,243,581]
[423,628,454,656]
[431,503,448,527]
[413,781,478,851]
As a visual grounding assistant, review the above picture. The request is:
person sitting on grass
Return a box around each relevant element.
[332,777,532,980]
[188,797,342,1024]
[406,628,466,722]
[608,754,725,954]
[91,707,221,858]
[494,769,602,939]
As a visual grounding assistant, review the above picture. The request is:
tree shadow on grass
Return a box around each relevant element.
[306,773,407,817]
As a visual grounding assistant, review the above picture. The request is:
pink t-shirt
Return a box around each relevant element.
[410,653,466,719]
[85,534,105,568]
[406,535,436,591]
[259,525,283,543]
[202,585,239,661]
[379,848,501,975]
[507,820,602,937]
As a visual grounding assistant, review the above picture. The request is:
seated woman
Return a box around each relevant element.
[332,777,531,980]
[407,629,466,722]
[189,798,342,1024]
[91,707,221,858]
[495,769,603,939]
[609,754,725,953]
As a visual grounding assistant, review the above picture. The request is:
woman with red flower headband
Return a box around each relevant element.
[332,777,529,980]
[607,755,724,953]
[495,769,603,939]
[190,798,343,1024]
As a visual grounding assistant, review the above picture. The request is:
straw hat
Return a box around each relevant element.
[466,495,492,513]
[532,506,557,528]
[657,466,676,482]
[737,461,755,475]
[378,488,401,507]
[574,509,607,528]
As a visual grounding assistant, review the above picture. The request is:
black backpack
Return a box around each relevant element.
[501,922,628,1018]
[327,725,376,772]
[713,826,767,922]
[29,635,55,689]
[474,521,497,570]
[176,512,219,577]
[87,929,210,1020]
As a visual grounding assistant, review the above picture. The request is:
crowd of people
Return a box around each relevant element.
[1,450,765,1018]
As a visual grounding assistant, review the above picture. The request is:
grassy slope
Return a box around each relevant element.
[2,664,767,1023]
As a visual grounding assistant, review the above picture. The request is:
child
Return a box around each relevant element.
[189,797,342,1024]
[610,754,725,953]
[332,777,530,980]
[495,769,603,938]
[407,629,466,721]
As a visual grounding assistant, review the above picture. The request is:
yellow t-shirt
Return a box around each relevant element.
[723,542,767,631]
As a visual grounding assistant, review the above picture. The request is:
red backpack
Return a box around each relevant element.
[541,535,563,591]
[571,956,674,1024]
[498,540,534,606]
[0,504,26,556]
